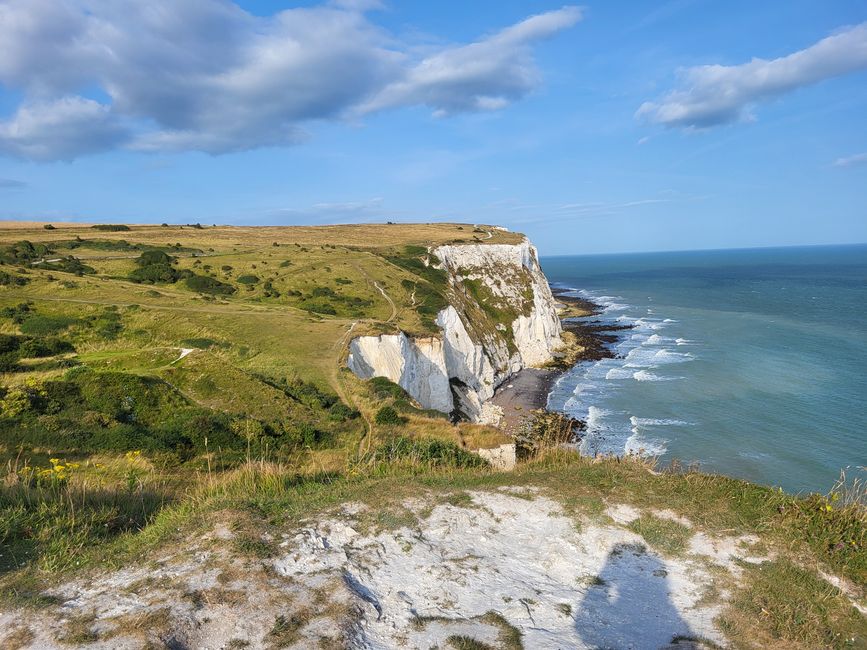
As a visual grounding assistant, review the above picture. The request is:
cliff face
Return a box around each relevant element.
[347,238,561,421]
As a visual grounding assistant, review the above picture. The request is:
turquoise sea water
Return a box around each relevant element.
[542,244,867,494]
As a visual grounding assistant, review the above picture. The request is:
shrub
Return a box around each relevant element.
[91,224,130,231]
[18,337,75,358]
[375,405,406,426]
[0,270,29,286]
[369,377,409,400]
[185,274,235,295]
[328,402,360,422]
[236,274,260,285]
[128,250,187,284]
[360,436,488,469]
[135,250,174,266]
[129,263,183,284]
[20,313,79,336]
[514,411,580,459]
[0,302,33,323]
[31,256,95,275]
[299,300,336,315]
[43,224,56,230]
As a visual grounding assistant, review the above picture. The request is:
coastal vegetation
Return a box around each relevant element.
[0,222,863,647]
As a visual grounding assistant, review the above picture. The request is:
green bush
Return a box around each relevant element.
[135,250,174,267]
[0,371,242,455]
[18,337,75,358]
[32,256,95,275]
[19,313,79,336]
[0,302,33,323]
[311,286,335,297]
[328,402,360,422]
[91,224,130,231]
[0,270,29,286]
[185,274,235,295]
[299,300,336,315]
[369,377,409,400]
[0,240,51,264]
[375,405,406,426]
[236,274,260,285]
[360,436,488,469]
[128,250,187,284]
[129,263,184,284]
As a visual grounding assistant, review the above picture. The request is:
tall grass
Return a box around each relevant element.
[0,455,172,575]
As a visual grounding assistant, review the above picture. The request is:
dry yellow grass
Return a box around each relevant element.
[0,221,523,249]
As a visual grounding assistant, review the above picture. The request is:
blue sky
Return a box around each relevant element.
[0,0,865,254]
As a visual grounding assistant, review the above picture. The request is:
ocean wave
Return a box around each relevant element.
[624,429,667,457]
[623,347,694,368]
[630,416,693,428]
[632,370,682,382]
[605,368,634,380]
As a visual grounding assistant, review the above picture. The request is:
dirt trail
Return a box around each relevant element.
[373,281,397,322]
[330,321,372,450]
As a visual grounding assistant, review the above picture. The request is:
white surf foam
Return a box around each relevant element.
[632,370,682,382]
[630,417,693,428]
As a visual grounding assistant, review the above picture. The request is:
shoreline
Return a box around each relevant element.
[490,288,629,435]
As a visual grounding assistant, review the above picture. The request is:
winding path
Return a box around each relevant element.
[373,281,397,322]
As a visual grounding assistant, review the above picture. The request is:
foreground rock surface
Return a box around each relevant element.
[1,490,767,649]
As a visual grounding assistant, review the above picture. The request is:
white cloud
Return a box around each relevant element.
[0,97,128,161]
[834,152,867,168]
[0,1,579,161]
[637,22,867,128]
[360,6,583,116]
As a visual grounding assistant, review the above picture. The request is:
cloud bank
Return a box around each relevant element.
[637,22,867,128]
[0,0,580,161]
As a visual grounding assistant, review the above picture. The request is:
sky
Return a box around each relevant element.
[0,0,865,254]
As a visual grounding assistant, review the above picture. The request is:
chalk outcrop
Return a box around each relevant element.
[347,238,562,421]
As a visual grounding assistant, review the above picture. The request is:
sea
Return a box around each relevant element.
[542,244,867,494]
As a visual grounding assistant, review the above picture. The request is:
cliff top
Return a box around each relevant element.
[0,221,526,249]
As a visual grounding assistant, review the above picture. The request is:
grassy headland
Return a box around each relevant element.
[0,222,864,648]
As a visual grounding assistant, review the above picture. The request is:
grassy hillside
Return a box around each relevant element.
[0,222,863,648]
[0,222,517,467]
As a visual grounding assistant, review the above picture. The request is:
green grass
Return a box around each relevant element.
[627,514,693,555]
[720,558,867,648]
[447,636,495,650]
[0,223,863,648]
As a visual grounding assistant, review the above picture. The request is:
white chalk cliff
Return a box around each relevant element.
[347,238,562,421]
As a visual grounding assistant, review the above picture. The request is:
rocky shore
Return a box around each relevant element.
[490,288,632,435]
